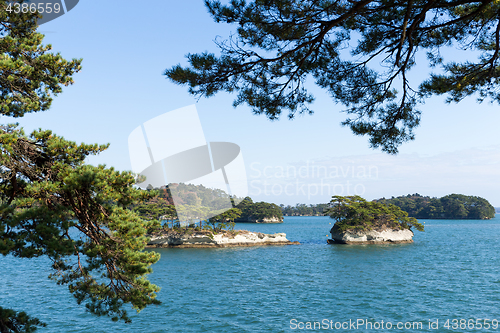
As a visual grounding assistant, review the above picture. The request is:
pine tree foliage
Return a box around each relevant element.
[234,196,283,220]
[0,306,46,333]
[324,195,424,232]
[0,2,81,117]
[0,125,161,323]
[208,207,241,231]
[166,0,500,153]
[0,2,160,330]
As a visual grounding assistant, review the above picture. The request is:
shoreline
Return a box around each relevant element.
[146,229,299,248]
[327,238,414,245]
[146,241,300,248]
[328,228,415,245]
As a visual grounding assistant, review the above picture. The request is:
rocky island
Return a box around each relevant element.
[146,229,299,248]
[234,197,284,223]
[133,187,293,248]
[325,195,424,245]
[328,228,414,244]
[134,185,284,225]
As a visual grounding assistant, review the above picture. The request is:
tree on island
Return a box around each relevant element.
[166,0,500,153]
[235,196,283,221]
[207,208,242,232]
[133,201,178,232]
[132,186,285,232]
[324,195,424,232]
[0,4,161,331]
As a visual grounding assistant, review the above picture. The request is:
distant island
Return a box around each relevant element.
[375,194,495,220]
[280,194,496,220]
[234,197,283,223]
[280,203,329,216]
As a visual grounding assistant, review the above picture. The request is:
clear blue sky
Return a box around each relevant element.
[6,0,500,206]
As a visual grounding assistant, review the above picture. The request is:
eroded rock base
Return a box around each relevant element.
[147,230,299,248]
[328,228,414,245]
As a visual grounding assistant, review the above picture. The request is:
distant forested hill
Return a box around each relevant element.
[135,184,282,222]
[158,183,233,210]
[495,207,500,214]
[280,203,329,216]
[375,194,495,219]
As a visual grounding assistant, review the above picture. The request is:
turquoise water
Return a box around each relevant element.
[1,216,500,332]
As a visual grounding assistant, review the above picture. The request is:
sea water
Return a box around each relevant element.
[1,216,499,332]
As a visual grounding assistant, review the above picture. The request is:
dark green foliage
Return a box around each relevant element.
[376,193,496,219]
[133,184,244,231]
[0,1,81,117]
[0,307,46,333]
[166,183,234,211]
[135,183,237,225]
[234,196,254,216]
[0,126,161,323]
[133,201,177,232]
[325,195,424,232]
[134,202,175,221]
[280,203,329,216]
[235,196,283,221]
[137,189,284,224]
[166,0,500,153]
[0,4,160,329]
[207,207,241,231]
[133,184,247,232]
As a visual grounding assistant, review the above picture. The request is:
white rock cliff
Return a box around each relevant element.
[329,228,414,244]
[147,231,298,248]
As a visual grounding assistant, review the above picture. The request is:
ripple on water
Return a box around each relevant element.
[2,216,500,332]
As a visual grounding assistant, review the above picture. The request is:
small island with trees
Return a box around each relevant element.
[325,195,425,244]
[280,194,496,220]
[234,197,283,223]
[136,184,283,224]
[133,184,292,248]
